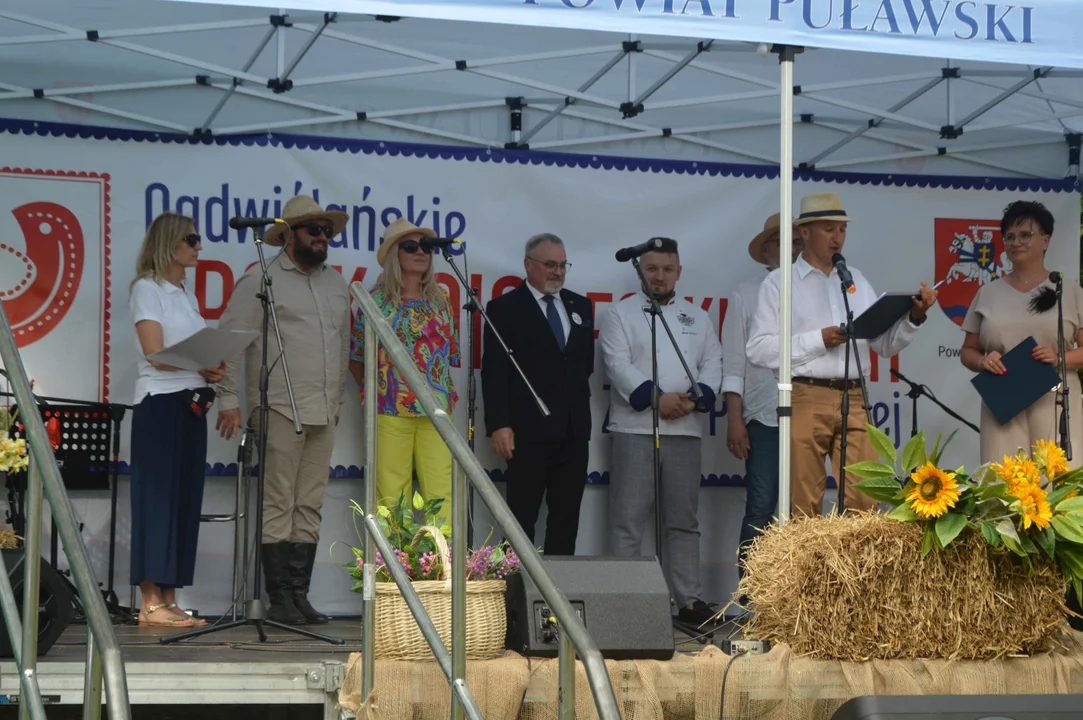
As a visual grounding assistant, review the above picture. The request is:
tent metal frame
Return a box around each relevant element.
[1,8,1080,178]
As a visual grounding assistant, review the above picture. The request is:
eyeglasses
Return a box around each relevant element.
[528,257,572,273]
[399,239,433,255]
[183,233,201,248]
[295,224,335,238]
[1003,230,1042,245]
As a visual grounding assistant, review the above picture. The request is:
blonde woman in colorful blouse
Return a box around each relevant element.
[349,218,459,514]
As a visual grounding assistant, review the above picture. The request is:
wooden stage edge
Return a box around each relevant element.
[3,620,1083,720]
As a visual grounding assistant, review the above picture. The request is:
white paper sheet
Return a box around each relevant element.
[150,328,259,372]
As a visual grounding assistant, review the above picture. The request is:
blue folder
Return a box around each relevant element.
[970,336,1061,425]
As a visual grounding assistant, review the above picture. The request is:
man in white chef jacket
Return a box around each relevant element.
[600,237,723,627]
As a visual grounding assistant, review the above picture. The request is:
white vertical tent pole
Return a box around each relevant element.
[776,45,800,527]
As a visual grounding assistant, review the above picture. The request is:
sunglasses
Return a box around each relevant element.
[295,224,335,238]
[183,233,201,248]
[399,239,433,255]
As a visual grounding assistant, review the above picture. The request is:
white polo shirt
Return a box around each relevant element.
[130,277,207,405]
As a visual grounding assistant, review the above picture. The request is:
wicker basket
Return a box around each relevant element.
[372,524,507,660]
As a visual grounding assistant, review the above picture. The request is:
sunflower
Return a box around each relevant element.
[1033,439,1070,480]
[1015,484,1053,531]
[994,453,1042,495]
[906,462,962,518]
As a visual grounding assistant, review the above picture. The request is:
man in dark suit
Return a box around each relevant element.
[482,233,594,555]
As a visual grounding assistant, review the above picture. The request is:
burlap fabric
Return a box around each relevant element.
[339,632,1083,719]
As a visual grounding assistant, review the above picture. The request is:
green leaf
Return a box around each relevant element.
[866,423,897,466]
[887,503,920,521]
[1035,527,1056,560]
[981,520,1001,547]
[1055,496,1083,513]
[901,432,927,474]
[1001,533,1027,557]
[996,518,1021,543]
[1052,515,1083,545]
[931,429,958,466]
[1074,578,1083,606]
[852,477,905,504]
[845,461,899,480]
[1053,467,1083,486]
[935,513,967,549]
[1046,484,1079,506]
[1018,531,1039,555]
[1058,547,1083,577]
[976,483,1012,501]
[969,463,996,487]
[921,523,936,558]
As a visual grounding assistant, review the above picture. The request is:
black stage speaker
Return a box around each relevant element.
[0,550,74,658]
[832,694,1083,719]
[505,556,674,660]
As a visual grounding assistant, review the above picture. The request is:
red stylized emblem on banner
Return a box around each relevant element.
[1,202,85,347]
[933,218,1009,327]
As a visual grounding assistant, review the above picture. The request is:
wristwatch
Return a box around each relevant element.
[908,312,928,326]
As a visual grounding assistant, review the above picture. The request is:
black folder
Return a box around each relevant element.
[970,336,1061,425]
[851,291,918,340]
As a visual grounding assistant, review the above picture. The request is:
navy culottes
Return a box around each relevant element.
[129,390,207,588]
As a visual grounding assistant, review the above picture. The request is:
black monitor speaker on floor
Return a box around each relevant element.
[0,549,74,658]
[832,694,1082,719]
[505,556,674,660]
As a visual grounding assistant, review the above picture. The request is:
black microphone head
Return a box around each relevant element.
[831,253,846,266]
[1050,271,1063,283]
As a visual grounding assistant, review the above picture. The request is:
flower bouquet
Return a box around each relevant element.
[338,490,518,660]
[847,425,1083,602]
[0,407,29,475]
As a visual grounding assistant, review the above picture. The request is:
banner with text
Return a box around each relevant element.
[174,0,1083,70]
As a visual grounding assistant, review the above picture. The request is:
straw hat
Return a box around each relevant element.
[263,195,349,247]
[747,213,797,266]
[794,192,852,226]
[376,217,437,266]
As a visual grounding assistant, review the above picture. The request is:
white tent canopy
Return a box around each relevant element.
[2,0,1082,179]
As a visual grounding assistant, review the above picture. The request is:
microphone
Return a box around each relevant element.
[615,238,663,263]
[1051,271,1063,284]
[228,216,284,230]
[832,253,856,294]
[419,237,462,251]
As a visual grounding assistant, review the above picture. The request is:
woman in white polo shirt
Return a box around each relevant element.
[129,212,224,628]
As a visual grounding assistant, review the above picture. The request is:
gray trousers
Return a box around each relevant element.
[608,432,703,607]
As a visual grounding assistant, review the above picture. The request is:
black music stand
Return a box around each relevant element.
[3,394,133,623]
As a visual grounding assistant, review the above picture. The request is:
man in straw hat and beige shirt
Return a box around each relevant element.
[746,192,937,518]
[216,195,351,625]
[722,213,801,580]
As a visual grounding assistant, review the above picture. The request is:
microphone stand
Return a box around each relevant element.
[163,224,342,646]
[837,283,872,515]
[437,247,550,545]
[435,247,484,543]
[890,369,979,436]
[439,247,550,421]
[1054,274,1072,461]
[626,258,703,627]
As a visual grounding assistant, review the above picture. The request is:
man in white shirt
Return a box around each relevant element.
[746,193,937,518]
[721,213,801,580]
[600,238,723,627]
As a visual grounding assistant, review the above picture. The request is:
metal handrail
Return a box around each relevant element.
[0,307,131,720]
[350,282,620,720]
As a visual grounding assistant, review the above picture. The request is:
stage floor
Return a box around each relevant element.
[0,617,735,719]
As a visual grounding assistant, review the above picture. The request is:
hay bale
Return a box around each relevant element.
[0,528,18,550]
[740,512,1068,661]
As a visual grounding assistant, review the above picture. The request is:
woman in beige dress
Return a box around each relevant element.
[960,200,1083,466]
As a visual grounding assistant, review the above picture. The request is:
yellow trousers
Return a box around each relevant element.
[376,414,453,519]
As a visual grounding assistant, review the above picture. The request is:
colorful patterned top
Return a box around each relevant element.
[351,287,459,417]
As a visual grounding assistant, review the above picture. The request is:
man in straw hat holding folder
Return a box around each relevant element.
[722,213,801,580]
[217,195,352,625]
[746,192,937,518]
